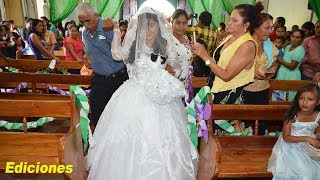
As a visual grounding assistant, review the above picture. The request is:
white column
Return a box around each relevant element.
[0,0,6,20]
[36,0,49,18]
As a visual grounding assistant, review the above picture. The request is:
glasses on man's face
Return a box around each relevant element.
[151,53,167,64]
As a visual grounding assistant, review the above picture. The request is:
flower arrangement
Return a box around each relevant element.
[187,86,212,148]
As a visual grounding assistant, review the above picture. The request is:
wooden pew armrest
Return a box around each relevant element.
[59,125,87,180]
[197,134,221,180]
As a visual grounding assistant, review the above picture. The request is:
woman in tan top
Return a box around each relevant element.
[243,13,279,104]
[242,13,279,135]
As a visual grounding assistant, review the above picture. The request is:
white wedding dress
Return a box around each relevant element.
[86,52,197,180]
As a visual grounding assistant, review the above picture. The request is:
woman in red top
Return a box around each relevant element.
[65,24,84,74]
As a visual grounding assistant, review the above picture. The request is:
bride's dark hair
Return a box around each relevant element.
[127,13,167,64]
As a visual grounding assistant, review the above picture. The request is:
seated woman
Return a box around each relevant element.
[28,19,60,62]
[65,24,84,74]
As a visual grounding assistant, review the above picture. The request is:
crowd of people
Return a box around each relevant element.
[81,1,319,179]
[0,1,319,179]
[0,15,128,74]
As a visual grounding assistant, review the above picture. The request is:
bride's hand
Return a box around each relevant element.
[165,65,175,76]
[113,21,119,29]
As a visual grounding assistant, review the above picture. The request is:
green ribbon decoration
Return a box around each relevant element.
[0,85,92,151]
[36,68,69,74]
[214,120,249,136]
[69,85,92,152]
[187,86,213,148]
[0,117,55,130]
[214,120,238,134]
[1,67,18,72]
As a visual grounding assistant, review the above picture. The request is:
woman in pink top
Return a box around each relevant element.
[65,24,84,74]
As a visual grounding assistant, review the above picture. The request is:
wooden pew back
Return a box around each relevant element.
[0,93,86,179]
[268,80,311,104]
[0,59,83,71]
[0,72,91,93]
[190,76,208,89]
[16,50,65,60]
[197,104,289,180]
[190,76,312,105]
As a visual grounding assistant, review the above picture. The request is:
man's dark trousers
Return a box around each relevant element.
[89,68,129,125]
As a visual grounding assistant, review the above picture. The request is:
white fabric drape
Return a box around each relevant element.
[0,0,6,21]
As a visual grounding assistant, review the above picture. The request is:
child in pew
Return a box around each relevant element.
[80,53,92,76]
[268,84,320,180]
[80,53,92,91]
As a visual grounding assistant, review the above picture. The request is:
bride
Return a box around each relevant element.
[86,7,198,180]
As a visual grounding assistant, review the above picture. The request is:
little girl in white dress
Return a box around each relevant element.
[268,84,320,180]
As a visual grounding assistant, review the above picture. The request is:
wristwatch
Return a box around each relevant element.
[205,59,211,66]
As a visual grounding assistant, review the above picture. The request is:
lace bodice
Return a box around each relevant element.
[291,113,320,137]
[127,52,186,104]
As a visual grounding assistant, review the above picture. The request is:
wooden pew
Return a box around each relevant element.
[191,76,208,89]
[268,80,311,105]
[190,76,312,104]
[0,72,91,93]
[54,49,66,57]
[0,92,70,100]
[0,59,83,73]
[0,93,86,179]
[16,50,65,60]
[197,104,289,180]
